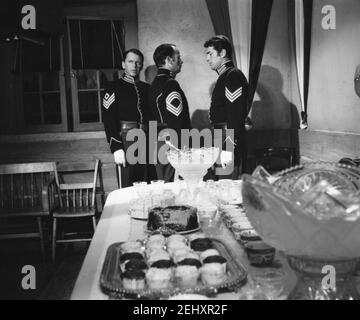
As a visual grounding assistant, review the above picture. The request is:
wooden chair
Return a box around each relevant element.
[0,162,58,259]
[52,159,102,262]
[254,147,296,174]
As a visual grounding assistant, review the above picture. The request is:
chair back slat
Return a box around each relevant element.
[56,160,101,210]
[73,189,76,208]
[30,173,34,208]
[0,162,57,175]
[0,162,57,211]
[86,189,89,207]
[66,190,69,208]
[0,175,3,208]
[10,175,14,208]
[59,183,93,190]
[56,162,97,173]
[20,174,24,208]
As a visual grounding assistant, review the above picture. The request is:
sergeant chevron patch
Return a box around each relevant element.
[225,86,242,103]
[103,92,115,109]
[166,91,183,116]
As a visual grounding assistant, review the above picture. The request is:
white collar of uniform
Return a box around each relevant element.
[157,68,175,79]
[216,60,233,76]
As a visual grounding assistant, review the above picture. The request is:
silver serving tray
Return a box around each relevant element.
[100,238,247,299]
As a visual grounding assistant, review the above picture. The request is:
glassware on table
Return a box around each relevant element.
[242,268,286,300]
[133,181,148,197]
[241,162,360,300]
[133,181,149,215]
[150,180,165,195]
[197,205,219,235]
[216,179,243,205]
[149,189,176,208]
[167,147,219,201]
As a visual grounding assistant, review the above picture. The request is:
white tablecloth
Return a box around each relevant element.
[70,183,297,300]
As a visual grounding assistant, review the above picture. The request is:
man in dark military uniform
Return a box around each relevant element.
[148,44,191,182]
[204,35,249,179]
[102,48,152,188]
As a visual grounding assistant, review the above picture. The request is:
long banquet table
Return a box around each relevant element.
[71,182,298,300]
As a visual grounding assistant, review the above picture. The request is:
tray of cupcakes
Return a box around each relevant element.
[99,233,248,299]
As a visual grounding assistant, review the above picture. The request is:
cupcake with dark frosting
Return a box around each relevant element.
[124,259,148,272]
[150,259,175,269]
[190,238,213,252]
[177,258,202,269]
[119,252,144,272]
[122,269,146,291]
[202,255,227,273]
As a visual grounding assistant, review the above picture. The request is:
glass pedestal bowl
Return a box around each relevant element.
[167,147,219,202]
[242,162,360,300]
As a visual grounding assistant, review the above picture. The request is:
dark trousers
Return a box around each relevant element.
[153,138,175,182]
[145,128,158,183]
[203,125,247,181]
[204,160,242,181]
[155,163,175,183]
[116,129,147,188]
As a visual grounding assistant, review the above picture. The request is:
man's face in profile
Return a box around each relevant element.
[170,46,183,74]
[205,46,224,71]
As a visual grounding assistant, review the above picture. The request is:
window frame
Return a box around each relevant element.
[66,16,124,132]
[18,38,68,133]
[12,1,138,135]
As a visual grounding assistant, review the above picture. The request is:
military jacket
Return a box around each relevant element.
[209,60,249,160]
[102,73,150,153]
[148,68,191,137]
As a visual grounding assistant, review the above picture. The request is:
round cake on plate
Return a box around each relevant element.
[147,205,199,233]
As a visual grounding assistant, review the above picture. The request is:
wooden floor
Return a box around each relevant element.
[0,239,87,300]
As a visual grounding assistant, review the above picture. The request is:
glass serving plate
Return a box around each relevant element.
[99,238,247,299]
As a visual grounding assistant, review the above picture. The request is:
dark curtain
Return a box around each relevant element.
[205,0,237,66]
[288,0,313,127]
[248,0,273,113]
[205,0,233,40]
[302,0,313,126]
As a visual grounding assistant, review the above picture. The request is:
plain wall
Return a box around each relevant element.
[137,0,215,119]
[251,0,301,131]
[308,0,360,133]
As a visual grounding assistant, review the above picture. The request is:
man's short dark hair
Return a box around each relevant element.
[204,35,233,59]
[153,44,176,67]
[123,48,144,63]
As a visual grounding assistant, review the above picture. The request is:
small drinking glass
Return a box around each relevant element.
[198,205,219,235]
[150,180,165,195]
[133,181,148,214]
[133,181,148,197]
[251,270,286,300]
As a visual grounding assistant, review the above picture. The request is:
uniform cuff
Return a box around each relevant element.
[110,138,124,153]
